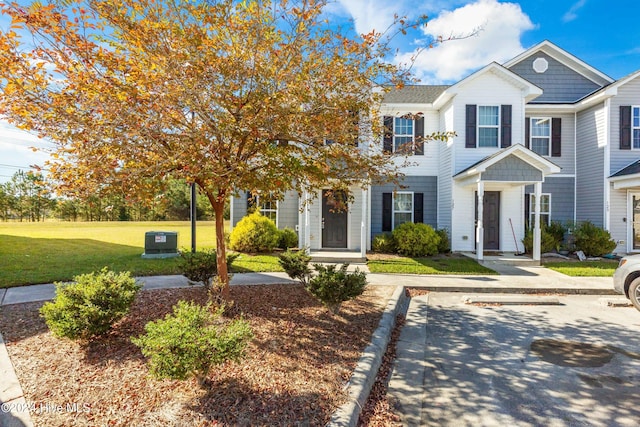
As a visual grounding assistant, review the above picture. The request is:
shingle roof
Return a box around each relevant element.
[382,85,450,104]
[610,160,640,178]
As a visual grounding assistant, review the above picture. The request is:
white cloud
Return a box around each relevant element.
[396,0,534,83]
[0,121,52,182]
[563,0,587,23]
[333,0,401,35]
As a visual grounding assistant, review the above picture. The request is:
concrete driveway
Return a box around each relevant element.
[389,293,640,426]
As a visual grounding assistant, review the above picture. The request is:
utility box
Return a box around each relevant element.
[142,231,179,259]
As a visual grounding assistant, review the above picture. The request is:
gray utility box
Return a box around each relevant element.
[142,231,179,259]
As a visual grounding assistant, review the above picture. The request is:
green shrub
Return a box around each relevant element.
[573,221,616,257]
[435,229,451,253]
[306,264,367,313]
[372,232,396,253]
[546,221,567,244]
[279,249,312,285]
[229,211,280,252]
[278,227,298,249]
[40,268,141,341]
[132,301,252,386]
[522,225,558,254]
[178,249,239,288]
[392,222,440,257]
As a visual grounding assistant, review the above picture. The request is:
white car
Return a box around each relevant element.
[613,254,640,311]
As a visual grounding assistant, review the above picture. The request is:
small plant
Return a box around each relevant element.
[278,227,298,249]
[132,301,253,386]
[392,222,440,257]
[40,268,141,341]
[573,221,616,257]
[279,248,312,285]
[435,228,451,253]
[306,264,367,314]
[229,211,280,252]
[178,249,239,288]
[522,225,558,254]
[372,232,396,253]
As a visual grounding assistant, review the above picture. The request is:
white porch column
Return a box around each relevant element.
[304,190,311,254]
[360,187,368,258]
[476,181,484,262]
[533,182,542,261]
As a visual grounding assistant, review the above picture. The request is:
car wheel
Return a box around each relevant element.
[629,277,640,312]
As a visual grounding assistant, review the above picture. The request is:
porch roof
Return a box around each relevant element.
[609,159,640,189]
[453,144,561,187]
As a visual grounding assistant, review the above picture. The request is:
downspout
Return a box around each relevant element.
[604,98,611,231]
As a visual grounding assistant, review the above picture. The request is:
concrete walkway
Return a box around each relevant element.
[0,265,618,426]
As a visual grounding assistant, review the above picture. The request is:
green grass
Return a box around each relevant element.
[232,254,284,273]
[544,261,618,277]
[0,221,281,288]
[367,255,497,275]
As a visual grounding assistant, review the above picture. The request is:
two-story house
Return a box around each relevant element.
[230,40,640,261]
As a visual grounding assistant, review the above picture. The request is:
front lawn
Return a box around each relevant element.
[367,253,497,275]
[543,260,618,277]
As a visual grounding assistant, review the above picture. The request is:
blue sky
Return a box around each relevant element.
[1,0,639,182]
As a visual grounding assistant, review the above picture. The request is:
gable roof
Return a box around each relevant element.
[382,85,450,104]
[503,40,614,87]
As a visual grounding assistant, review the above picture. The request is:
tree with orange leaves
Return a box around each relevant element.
[0,0,447,300]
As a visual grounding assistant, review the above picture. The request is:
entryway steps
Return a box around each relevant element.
[309,251,366,263]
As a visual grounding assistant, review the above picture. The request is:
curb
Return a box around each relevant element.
[398,286,618,295]
[328,285,409,426]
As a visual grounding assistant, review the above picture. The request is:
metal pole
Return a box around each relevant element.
[190,182,196,253]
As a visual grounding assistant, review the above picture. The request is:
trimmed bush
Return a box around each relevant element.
[392,222,440,257]
[372,232,396,253]
[573,221,616,257]
[435,229,451,253]
[278,227,298,249]
[546,221,567,245]
[178,249,239,288]
[229,211,280,252]
[522,225,558,254]
[132,301,252,386]
[279,249,312,285]
[40,268,141,341]
[306,264,367,313]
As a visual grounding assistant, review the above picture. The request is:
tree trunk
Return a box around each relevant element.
[206,188,230,301]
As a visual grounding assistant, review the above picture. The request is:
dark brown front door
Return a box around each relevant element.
[476,191,500,250]
[322,190,348,248]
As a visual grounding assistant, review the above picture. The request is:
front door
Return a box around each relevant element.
[322,190,348,248]
[632,193,640,251]
[476,191,500,251]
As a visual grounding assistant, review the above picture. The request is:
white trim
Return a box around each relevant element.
[529,117,551,157]
[627,191,640,253]
[477,105,500,148]
[604,99,611,231]
[393,117,414,153]
[529,193,551,226]
[392,191,414,229]
[632,106,640,150]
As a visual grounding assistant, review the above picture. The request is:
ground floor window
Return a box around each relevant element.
[529,193,550,226]
[394,192,413,228]
[260,198,278,224]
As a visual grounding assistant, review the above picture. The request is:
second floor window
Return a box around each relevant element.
[394,118,414,152]
[478,106,499,147]
[633,106,640,149]
[530,118,551,156]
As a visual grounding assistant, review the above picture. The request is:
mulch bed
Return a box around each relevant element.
[0,283,394,426]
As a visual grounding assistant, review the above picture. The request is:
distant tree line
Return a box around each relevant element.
[0,171,219,222]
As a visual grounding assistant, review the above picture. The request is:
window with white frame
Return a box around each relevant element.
[394,117,414,152]
[529,193,551,226]
[260,198,278,224]
[530,117,551,156]
[478,106,500,147]
[633,106,640,149]
[393,192,413,228]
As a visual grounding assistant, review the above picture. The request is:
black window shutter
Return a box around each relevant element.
[621,106,632,150]
[383,116,393,153]
[524,193,530,228]
[414,116,424,155]
[382,193,392,231]
[414,193,424,223]
[525,117,530,149]
[501,105,512,148]
[465,105,477,148]
[551,118,562,157]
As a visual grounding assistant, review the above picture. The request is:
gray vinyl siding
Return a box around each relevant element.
[525,177,575,223]
[231,193,249,227]
[438,104,454,233]
[608,78,640,174]
[370,176,438,237]
[576,103,606,226]
[508,52,602,103]
[483,155,543,182]
[524,113,575,173]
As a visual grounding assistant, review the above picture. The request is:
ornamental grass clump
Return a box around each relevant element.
[132,301,253,386]
[40,268,141,341]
